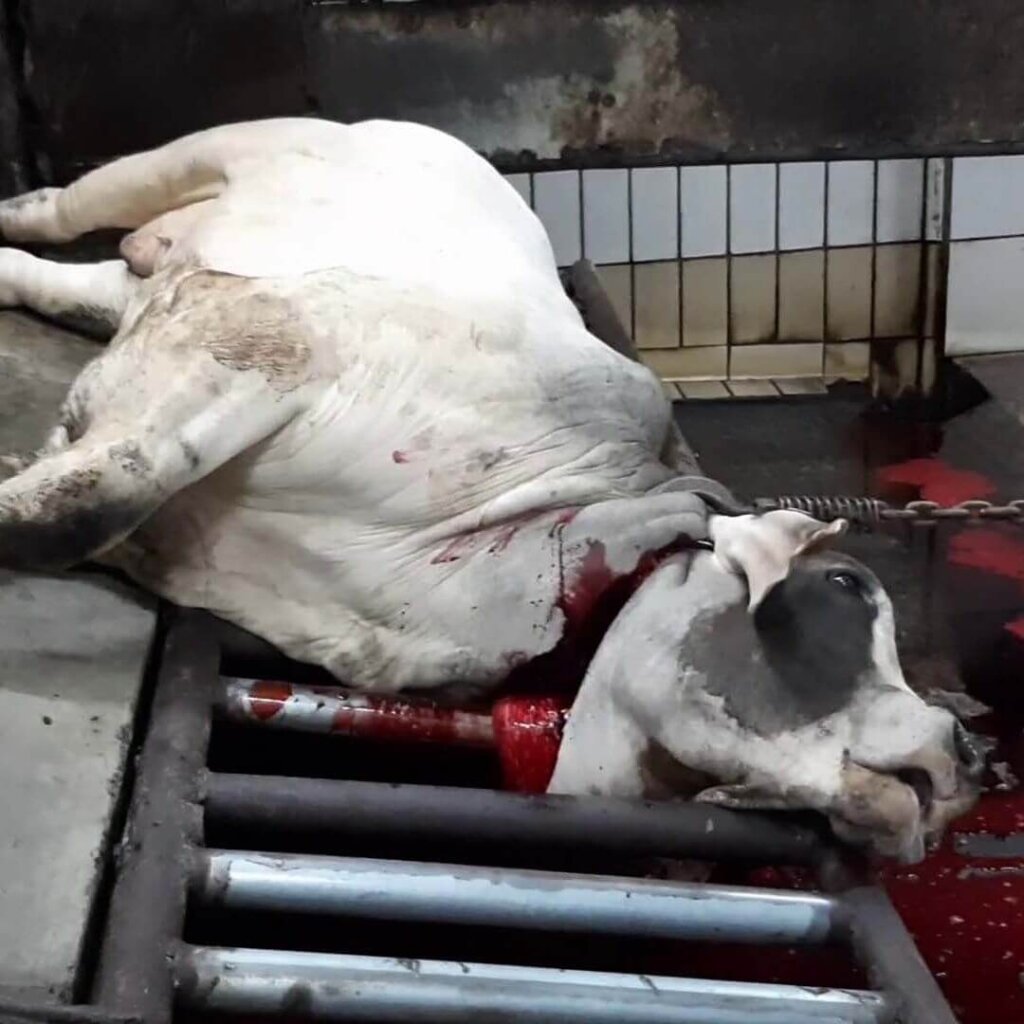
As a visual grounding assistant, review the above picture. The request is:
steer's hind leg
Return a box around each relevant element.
[0,118,342,244]
[0,249,134,337]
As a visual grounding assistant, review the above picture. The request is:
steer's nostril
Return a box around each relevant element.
[896,767,934,816]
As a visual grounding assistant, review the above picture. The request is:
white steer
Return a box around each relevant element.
[0,118,980,861]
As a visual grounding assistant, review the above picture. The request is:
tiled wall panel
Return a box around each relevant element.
[946,156,1024,356]
[947,237,1024,356]
[631,168,678,262]
[504,152,996,385]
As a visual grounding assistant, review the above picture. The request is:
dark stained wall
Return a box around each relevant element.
[0,10,28,194]
[2,0,1024,186]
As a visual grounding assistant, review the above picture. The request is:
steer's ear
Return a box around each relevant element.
[709,510,847,610]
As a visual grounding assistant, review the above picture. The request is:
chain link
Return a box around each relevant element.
[754,495,1024,527]
[882,498,1024,524]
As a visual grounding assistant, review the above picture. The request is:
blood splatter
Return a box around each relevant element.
[391,450,410,464]
[558,541,616,630]
[949,529,1024,585]
[430,533,479,565]
[246,679,293,721]
[548,508,580,536]
[492,696,567,793]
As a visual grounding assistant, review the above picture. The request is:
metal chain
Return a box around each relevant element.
[753,495,1024,528]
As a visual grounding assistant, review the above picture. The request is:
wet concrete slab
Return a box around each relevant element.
[0,312,156,1002]
[956,352,1024,427]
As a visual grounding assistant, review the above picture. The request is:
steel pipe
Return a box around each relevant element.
[217,678,569,791]
[196,850,841,944]
[843,887,959,1024]
[218,677,498,747]
[175,946,889,1024]
[205,773,833,865]
[92,611,219,1024]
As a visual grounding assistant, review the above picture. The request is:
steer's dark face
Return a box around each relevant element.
[681,511,984,862]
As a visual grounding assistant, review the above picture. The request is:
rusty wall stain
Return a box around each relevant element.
[307,2,732,165]
[12,0,1024,182]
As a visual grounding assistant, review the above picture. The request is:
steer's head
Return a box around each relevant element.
[552,509,983,863]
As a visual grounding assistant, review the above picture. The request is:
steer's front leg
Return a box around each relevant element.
[0,335,314,572]
[0,249,134,336]
[0,436,179,571]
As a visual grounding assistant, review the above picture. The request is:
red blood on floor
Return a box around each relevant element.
[949,528,1024,585]
[878,802,1024,1024]
[875,457,997,506]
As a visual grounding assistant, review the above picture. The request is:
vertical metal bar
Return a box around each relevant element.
[842,886,958,1024]
[931,155,954,409]
[91,610,218,1024]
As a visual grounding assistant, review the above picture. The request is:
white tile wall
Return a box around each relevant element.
[582,169,629,265]
[779,162,824,251]
[533,170,580,267]
[504,173,532,207]
[946,237,1024,355]
[729,163,776,254]
[951,155,1024,240]
[680,166,728,257]
[827,161,874,246]
[515,150,1024,371]
[876,159,923,243]
[630,167,678,262]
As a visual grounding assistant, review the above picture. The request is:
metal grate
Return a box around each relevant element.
[4,609,950,1024]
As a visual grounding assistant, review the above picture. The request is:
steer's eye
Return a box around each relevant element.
[828,570,861,593]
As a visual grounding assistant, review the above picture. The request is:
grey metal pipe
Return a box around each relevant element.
[842,887,959,1024]
[204,773,834,865]
[92,611,219,1024]
[217,676,496,746]
[196,850,840,945]
[176,946,889,1024]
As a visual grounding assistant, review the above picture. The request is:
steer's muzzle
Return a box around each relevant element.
[832,715,984,863]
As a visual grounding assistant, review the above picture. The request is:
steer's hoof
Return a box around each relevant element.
[0,188,62,243]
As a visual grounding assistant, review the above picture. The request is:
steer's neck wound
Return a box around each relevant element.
[504,537,703,698]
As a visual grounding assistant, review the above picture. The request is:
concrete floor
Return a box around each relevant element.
[956,352,1024,427]
[0,312,156,1003]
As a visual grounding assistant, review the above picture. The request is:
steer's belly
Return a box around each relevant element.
[106,489,571,690]
[118,266,675,529]
[106,481,710,692]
